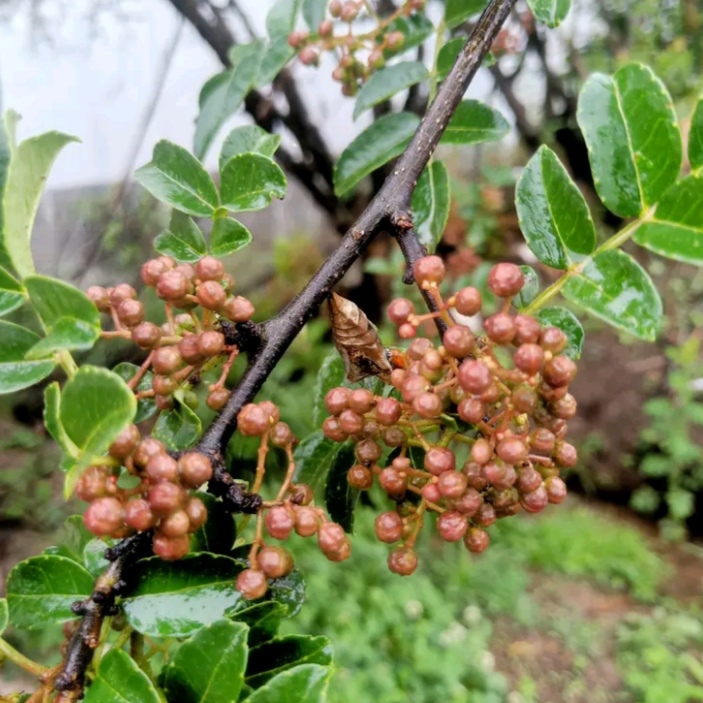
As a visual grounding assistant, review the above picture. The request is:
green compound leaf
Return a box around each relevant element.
[113,362,156,424]
[535,307,585,360]
[3,129,79,278]
[440,100,509,145]
[526,0,571,27]
[220,153,287,212]
[154,211,207,263]
[229,601,286,646]
[293,430,342,496]
[0,598,8,634]
[44,382,77,458]
[303,0,327,30]
[0,321,54,394]
[219,126,281,172]
[83,649,161,703]
[121,554,243,638]
[267,570,306,618]
[152,399,202,450]
[411,160,450,253]
[633,175,703,264]
[690,92,703,173]
[256,1,300,85]
[210,217,253,257]
[562,249,662,341]
[516,146,596,270]
[135,140,219,217]
[334,112,420,197]
[353,62,429,120]
[163,620,249,703]
[194,42,265,161]
[445,0,488,29]
[312,352,345,428]
[0,266,26,317]
[245,635,333,689]
[60,366,137,477]
[324,441,357,533]
[241,663,332,703]
[24,274,101,356]
[577,63,682,218]
[7,555,93,629]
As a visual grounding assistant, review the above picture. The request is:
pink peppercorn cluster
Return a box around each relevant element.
[288,0,426,96]
[322,255,577,575]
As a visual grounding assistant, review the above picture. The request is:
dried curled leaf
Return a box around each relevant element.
[329,293,392,382]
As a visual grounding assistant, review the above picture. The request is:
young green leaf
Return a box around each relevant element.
[59,366,137,474]
[312,352,345,427]
[0,598,8,635]
[43,383,78,457]
[220,153,287,212]
[194,42,265,160]
[353,62,429,120]
[113,362,157,424]
[514,266,539,310]
[242,663,332,703]
[52,515,95,564]
[516,146,596,269]
[562,249,662,341]
[535,307,585,359]
[257,45,296,88]
[256,0,300,85]
[324,442,358,533]
[303,0,327,30]
[293,431,342,495]
[154,211,208,263]
[163,620,249,703]
[266,0,301,38]
[210,217,253,257]
[83,538,112,577]
[0,266,26,317]
[440,100,509,145]
[0,321,54,394]
[6,555,93,629]
[577,63,681,217]
[633,175,703,264]
[152,399,202,450]
[526,0,571,27]
[219,126,282,172]
[83,649,161,703]
[445,0,488,28]
[135,140,219,217]
[121,554,242,637]
[690,92,703,173]
[3,129,79,278]
[411,160,451,252]
[228,601,286,646]
[436,37,464,80]
[245,635,333,689]
[334,112,420,197]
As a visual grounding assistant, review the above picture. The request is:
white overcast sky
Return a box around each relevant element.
[0,0,506,191]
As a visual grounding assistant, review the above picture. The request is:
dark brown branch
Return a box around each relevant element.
[200,0,516,453]
[55,1,515,694]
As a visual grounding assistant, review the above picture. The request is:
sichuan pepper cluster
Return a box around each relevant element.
[321,256,577,575]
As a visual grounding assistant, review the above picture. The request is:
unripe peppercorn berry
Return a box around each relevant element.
[124,499,154,532]
[530,428,556,454]
[470,438,492,465]
[443,325,474,358]
[271,422,294,448]
[145,453,179,482]
[540,327,567,353]
[133,438,167,468]
[76,467,109,502]
[375,397,402,426]
[401,375,428,402]
[484,313,516,344]
[258,546,294,579]
[340,0,358,21]
[514,315,542,344]
[238,404,270,436]
[355,438,381,464]
[437,510,468,542]
[148,482,186,515]
[458,397,486,424]
[382,427,406,447]
[198,330,225,357]
[185,497,208,531]
[348,388,374,414]
[421,481,441,503]
[329,0,343,16]
[550,393,577,419]
[513,343,545,375]
[487,263,524,298]
[464,527,490,553]
[110,283,137,306]
[545,476,567,503]
[86,285,110,311]
[387,547,418,576]
[152,347,182,374]
[318,522,347,555]
[160,510,191,538]
[294,506,319,537]
[413,255,445,286]
[425,447,455,475]
[413,391,442,418]
[206,388,230,410]
[374,512,403,543]
[347,464,374,490]
[517,466,543,494]
[117,299,144,327]
[157,270,189,301]
[454,286,482,316]
[153,534,190,561]
[109,424,140,459]
[84,497,124,536]
[543,356,577,387]
[299,47,320,65]
[325,387,350,415]
[453,488,482,516]
[474,503,496,527]
[379,467,406,498]
[178,453,213,488]
[458,360,492,394]
[521,484,549,513]
[388,298,414,325]
[338,409,364,435]
[195,256,225,282]
[438,470,468,498]
[236,569,268,600]
[496,437,528,465]
[554,441,578,468]
[326,539,351,563]
[196,281,226,311]
[265,505,295,540]
[152,375,178,396]
[224,296,255,322]
[178,335,204,364]
[463,461,487,490]
[132,322,161,349]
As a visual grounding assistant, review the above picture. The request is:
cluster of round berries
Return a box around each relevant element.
[234,401,352,599]
[288,0,425,96]
[86,255,255,412]
[322,256,577,574]
[79,426,211,560]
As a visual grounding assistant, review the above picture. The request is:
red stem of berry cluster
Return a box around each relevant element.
[55,0,516,695]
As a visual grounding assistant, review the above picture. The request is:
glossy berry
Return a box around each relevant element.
[178,335,204,365]
[109,283,137,306]
[464,527,490,553]
[236,569,268,600]
[75,467,109,502]
[152,347,182,375]
[109,424,140,459]
[145,454,179,483]
[496,437,528,465]
[265,505,295,540]
[131,322,161,349]
[540,327,567,353]
[375,397,402,426]
[530,428,556,454]
[437,510,468,542]
[388,298,414,325]
[513,343,545,375]
[238,404,271,436]
[454,287,482,316]
[325,387,350,415]
[413,391,442,418]
[86,285,111,311]
[318,522,347,556]
[348,464,374,490]
[157,270,189,301]
[338,409,364,435]
[148,483,186,516]
[443,325,474,358]
[375,512,403,543]
[133,438,167,469]
[195,256,225,282]
[458,397,486,424]
[348,389,375,414]
[458,360,492,395]
[198,331,225,357]
[425,447,455,475]
[413,255,445,286]
[484,313,515,344]
[513,315,541,344]
[124,499,154,532]
[543,356,577,387]
[223,296,255,322]
[545,476,567,503]
[84,497,123,536]
[184,497,208,531]
[379,467,407,498]
[196,281,226,311]
[258,546,294,579]
[387,547,418,576]
[294,506,320,537]
[207,388,231,410]
[453,488,482,516]
[160,510,191,538]
[355,439,381,464]
[520,485,549,513]
[271,422,295,447]
[487,263,524,298]
[437,470,468,499]
[178,453,213,488]
[152,534,190,561]
[554,442,578,468]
